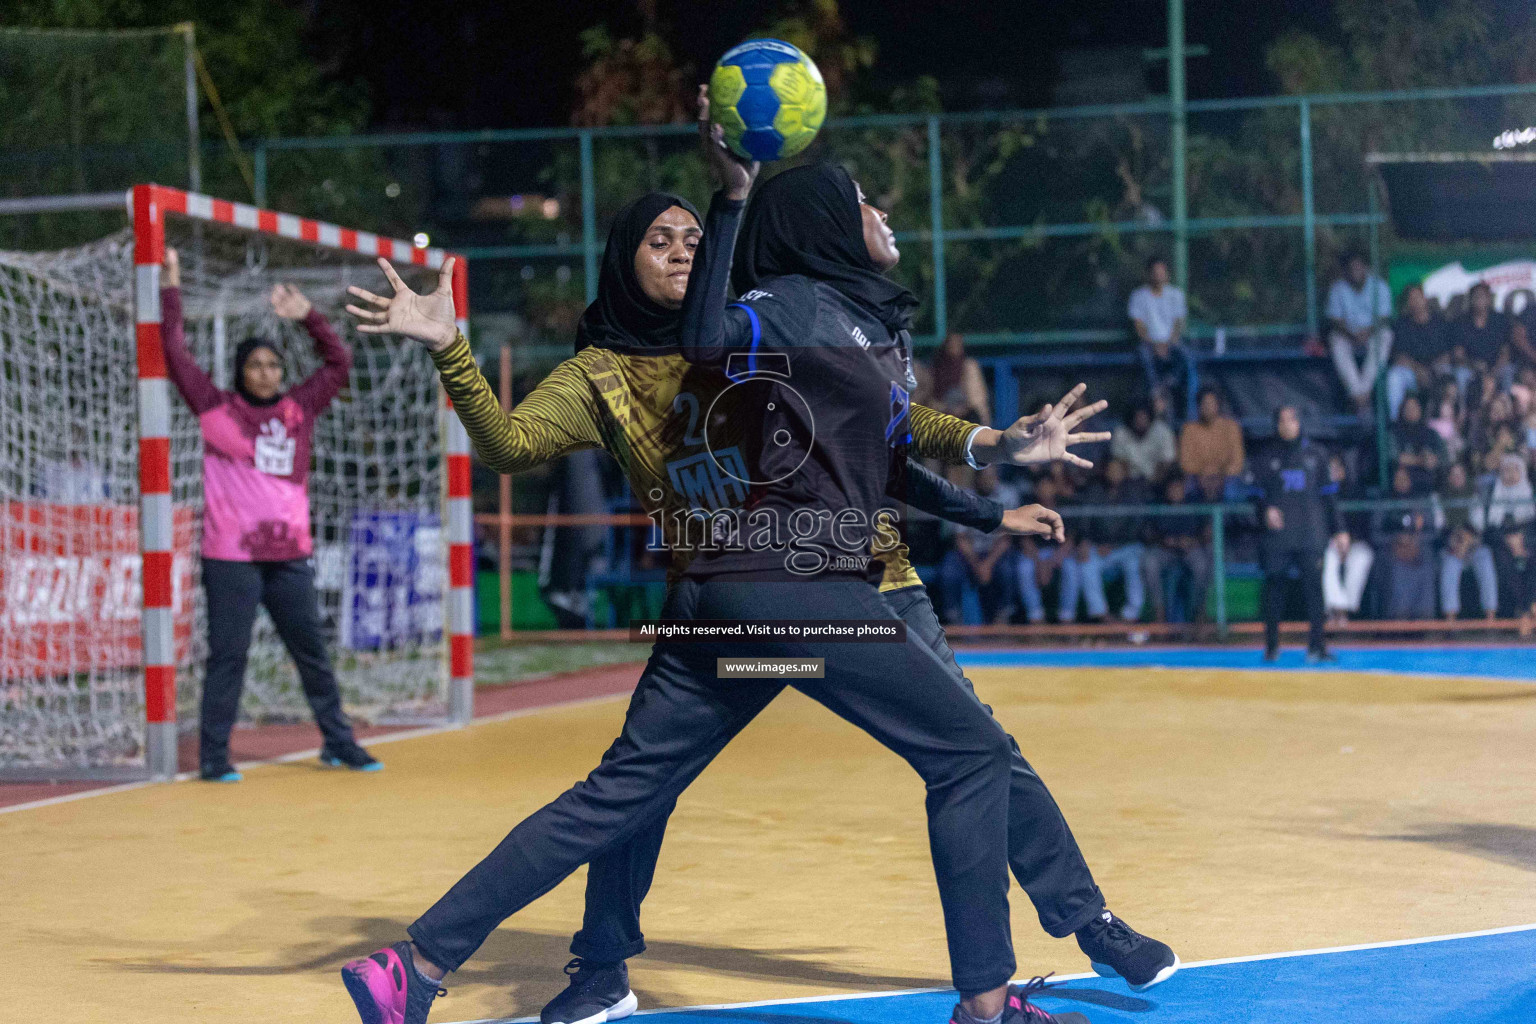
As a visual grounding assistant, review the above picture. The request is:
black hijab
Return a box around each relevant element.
[233,336,282,407]
[731,163,918,334]
[574,191,702,354]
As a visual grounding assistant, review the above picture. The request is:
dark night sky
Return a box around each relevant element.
[318,0,1339,131]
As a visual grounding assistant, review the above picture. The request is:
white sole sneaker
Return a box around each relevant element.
[550,990,638,1024]
[1092,953,1180,991]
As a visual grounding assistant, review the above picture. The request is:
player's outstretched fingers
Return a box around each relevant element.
[1052,383,1088,416]
[1064,398,1109,430]
[437,256,456,295]
[345,304,387,325]
[1062,452,1095,470]
[376,257,408,293]
[347,284,390,309]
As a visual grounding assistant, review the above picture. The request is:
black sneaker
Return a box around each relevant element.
[341,940,445,1024]
[1075,909,1179,991]
[321,741,383,772]
[949,976,1087,1024]
[540,957,637,1024]
[200,761,242,783]
[1306,647,1338,664]
[1262,646,1279,663]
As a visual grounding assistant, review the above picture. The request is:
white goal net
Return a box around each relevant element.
[0,199,452,774]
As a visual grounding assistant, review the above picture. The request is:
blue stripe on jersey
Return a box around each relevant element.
[729,302,762,379]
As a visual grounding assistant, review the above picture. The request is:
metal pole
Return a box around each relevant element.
[131,185,178,779]
[1300,98,1317,336]
[499,343,513,641]
[1168,0,1188,289]
[1212,506,1227,639]
[446,259,475,724]
[181,23,201,193]
[927,116,948,340]
[580,131,598,304]
[253,144,267,208]
[1370,178,1390,488]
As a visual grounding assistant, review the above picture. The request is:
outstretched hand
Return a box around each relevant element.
[997,504,1065,542]
[697,84,758,201]
[977,383,1111,469]
[346,257,459,351]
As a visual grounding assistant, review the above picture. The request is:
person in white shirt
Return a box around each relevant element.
[1326,251,1394,412]
[1128,256,1195,421]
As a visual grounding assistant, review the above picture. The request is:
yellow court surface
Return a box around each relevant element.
[8,665,1536,1024]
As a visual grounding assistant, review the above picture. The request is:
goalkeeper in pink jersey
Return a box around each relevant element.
[161,247,380,782]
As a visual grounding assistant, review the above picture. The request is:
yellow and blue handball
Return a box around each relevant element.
[709,39,827,162]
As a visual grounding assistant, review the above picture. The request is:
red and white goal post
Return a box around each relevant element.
[0,185,475,780]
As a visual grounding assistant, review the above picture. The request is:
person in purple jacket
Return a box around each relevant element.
[161,247,380,781]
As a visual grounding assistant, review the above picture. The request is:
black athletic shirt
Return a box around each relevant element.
[678,192,920,581]
[1249,436,1343,549]
[1449,312,1511,366]
[1392,312,1449,365]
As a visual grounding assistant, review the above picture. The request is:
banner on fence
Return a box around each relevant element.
[0,501,197,675]
[340,510,443,651]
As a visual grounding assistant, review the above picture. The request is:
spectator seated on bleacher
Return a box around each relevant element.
[1437,461,1497,621]
[1326,251,1393,415]
[1128,255,1195,422]
[1389,394,1447,493]
[1385,283,1449,420]
[1178,386,1245,499]
[1014,474,1067,625]
[1449,282,1513,378]
[1472,453,1535,534]
[1112,404,1177,487]
[1426,379,1466,465]
[1076,458,1151,623]
[1323,454,1373,625]
[1372,465,1439,621]
[1494,525,1536,630]
[937,467,1020,626]
[1140,475,1213,627]
[915,331,991,425]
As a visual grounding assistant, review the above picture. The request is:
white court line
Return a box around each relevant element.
[0,689,631,817]
[445,921,1536,1024]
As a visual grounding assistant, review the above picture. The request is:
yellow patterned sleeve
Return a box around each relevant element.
[909,403,980,464]
[430,335,603,474]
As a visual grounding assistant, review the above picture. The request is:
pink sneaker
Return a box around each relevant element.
[950,976,1088,1024]
[341,941,444,1024]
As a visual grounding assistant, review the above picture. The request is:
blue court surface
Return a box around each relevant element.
[955,645,1536,682]
[496,925,1536,1024]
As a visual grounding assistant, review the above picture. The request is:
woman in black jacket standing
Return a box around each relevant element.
[1252,405,1346,661]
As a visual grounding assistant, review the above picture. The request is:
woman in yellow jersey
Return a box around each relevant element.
[336,101,1168,1024]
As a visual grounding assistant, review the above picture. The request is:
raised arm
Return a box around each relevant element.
[277,284,353,415]
[431,338,602,474]
[344,254,603,473]
[677,189,752,368]
[159,248,223,414]
[679,88,760,368]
